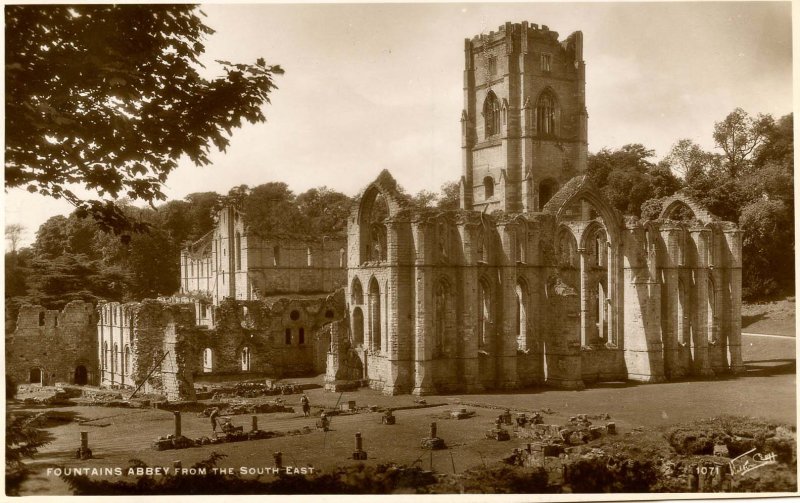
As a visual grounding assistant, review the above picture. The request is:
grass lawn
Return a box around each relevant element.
[742,296,796,336]
[16,334,795,495]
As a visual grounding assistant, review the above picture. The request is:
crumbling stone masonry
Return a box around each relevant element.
[6,301,98,387]
[98,292,345,400]
[327,21,743,395]
[179,205,347,319]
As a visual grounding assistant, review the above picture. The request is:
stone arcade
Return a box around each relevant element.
[327,22,743,395]
[6,21,742,399]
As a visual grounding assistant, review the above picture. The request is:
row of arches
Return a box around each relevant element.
[676,278,719,346]
[350,276,388,352]
[351,275,537,356]
[101,342,131,375]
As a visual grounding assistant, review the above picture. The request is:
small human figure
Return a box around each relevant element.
[319,411,329,431]
[300,393,310,417]
[209,407,220,433]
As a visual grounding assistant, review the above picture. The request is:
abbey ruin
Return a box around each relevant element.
[6,21,743,398]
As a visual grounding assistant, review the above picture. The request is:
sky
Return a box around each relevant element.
[4,1,794,248]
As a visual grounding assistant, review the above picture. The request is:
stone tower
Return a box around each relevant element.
[460,21,588,213]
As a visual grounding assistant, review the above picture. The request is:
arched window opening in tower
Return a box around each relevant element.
[483,91,501,138]
[536,92,556,136]
[538,179,558,211]
[484,176,495,200]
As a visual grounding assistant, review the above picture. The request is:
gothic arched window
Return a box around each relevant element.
[536,92,556,136]
[483,91,501,138]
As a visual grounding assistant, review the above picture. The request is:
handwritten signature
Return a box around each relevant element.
[729,448,778,476]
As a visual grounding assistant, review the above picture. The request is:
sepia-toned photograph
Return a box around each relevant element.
[4,1,796,497]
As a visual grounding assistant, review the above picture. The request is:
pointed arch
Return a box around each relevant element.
[535,88,558,136]
[658,193,717,224]
[351,277,364,305]
[556,226,578,268]
[483,90,501,138]
[356,181,401,264]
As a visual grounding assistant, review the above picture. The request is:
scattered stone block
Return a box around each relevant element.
[382,409,396,424]
[451,408,474,420]
[421,437,446,450]
[713,444,730,457]
[543,443,564,457]
[606,422,616,434]
[589,426,603,439]
[486,428,511,441]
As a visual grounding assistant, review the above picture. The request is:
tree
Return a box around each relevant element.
[5,5,283,233]
[240,183,307,238]
[6,413,53,495]
[587,144,681,217]
[409,190,438,208]
[712,108,773,178]
[437,181,461,210]
[5,224,25,253]
[739,199,794,299]
[295,187,353,236]
[662,139,721,181]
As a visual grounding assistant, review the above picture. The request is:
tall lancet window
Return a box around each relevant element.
[536,92,556,136]
[483,91,501,138]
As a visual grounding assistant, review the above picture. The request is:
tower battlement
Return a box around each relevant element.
[460,21,588,214]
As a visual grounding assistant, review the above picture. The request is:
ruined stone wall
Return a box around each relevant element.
[6,301,98,387]
[179,205,347,306]
[97,302,137,389]
[187,293,342,382]
[335,168,742,396]
[96,293,345,400]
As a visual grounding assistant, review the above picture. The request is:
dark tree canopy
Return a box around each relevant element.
[5,5,283,233]
[587,144,681,217]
